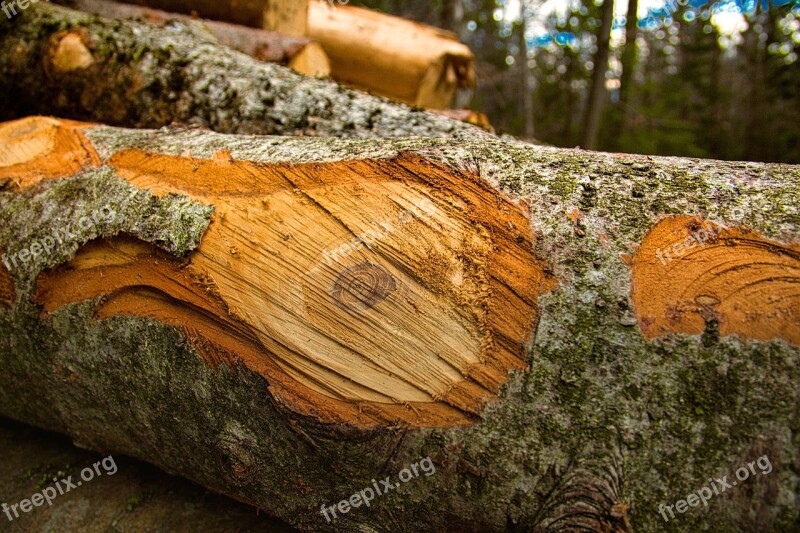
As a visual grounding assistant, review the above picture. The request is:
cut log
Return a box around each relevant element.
[307,2,476,109]
[120,0,306,35]
[58,0,330,76]
[0,3,479,138]
[1,116,799,532]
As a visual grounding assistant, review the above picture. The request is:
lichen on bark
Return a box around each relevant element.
[0,126,798,532]
[0,166,214,297]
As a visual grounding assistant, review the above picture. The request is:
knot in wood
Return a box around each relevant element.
[331,262,396,312]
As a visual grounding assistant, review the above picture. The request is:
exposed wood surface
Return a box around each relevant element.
[431,109,494,132]
[307,2,476,108]
[263,0,307,36]
[632,215,800,345]
[6,117,553,428]
[64,0,330,76]
[0,116,101,187]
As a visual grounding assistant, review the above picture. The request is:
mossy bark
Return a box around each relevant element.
[0,3,479,139]
[1,125,799,532]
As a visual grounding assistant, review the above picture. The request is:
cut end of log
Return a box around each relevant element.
[0,116,101,189]
[307,2,476,109]
[50,31,95,72]
[31,144,554,428]
[631,215,800,346]
[286,42,331,77]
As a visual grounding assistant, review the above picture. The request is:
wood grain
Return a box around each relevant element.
[15,120,554,427]
[631,215,800,346]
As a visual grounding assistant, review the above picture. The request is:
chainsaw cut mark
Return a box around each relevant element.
[26,122,554,427]
[631,215,800,346]
[0,117,101,189]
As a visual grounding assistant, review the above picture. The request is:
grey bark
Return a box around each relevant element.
[0,3,480,139]
[1,124,799,532]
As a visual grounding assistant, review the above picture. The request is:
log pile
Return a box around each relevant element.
[85,0,476,109]
[60,0,331,76]
[123,0,309,35]
[0,3,799,533]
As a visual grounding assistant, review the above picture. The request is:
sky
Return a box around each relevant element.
[502,0,753,37]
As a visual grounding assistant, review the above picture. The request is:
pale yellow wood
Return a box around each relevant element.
[287,41,331,77]
[263,0,307,36]
[307,2,475,108]
[10,118,549,427]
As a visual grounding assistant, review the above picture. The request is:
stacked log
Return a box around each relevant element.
[61,0,330,76]
[307,2,476,108]
[0,113,798,532]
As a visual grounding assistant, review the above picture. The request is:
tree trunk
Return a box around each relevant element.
[1,116,799,532]
[0,3,480,138]
[580,0,614,150]
[517,10,534,139]
[608,0,638,151]
[59,0,330,76]
[440,0,464,36]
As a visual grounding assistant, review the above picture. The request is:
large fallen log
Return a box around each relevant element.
[57,0,331,77]
[0,3,479,138]
[1,116,798,532]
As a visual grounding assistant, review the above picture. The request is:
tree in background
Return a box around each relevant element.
[580,0,615,149]
[607,0,639,151]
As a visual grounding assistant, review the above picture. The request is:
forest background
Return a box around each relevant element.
[352,0,800,163]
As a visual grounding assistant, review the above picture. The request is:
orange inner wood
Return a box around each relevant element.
[22,133,554,428]
[631,215,800,346]
[0,117,101,189]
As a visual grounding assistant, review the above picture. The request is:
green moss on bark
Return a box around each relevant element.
[0,129,798,531]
